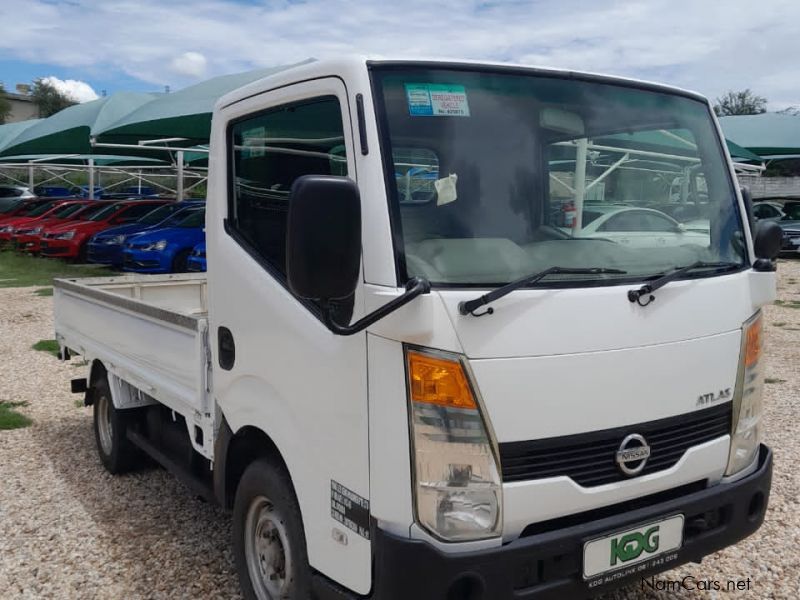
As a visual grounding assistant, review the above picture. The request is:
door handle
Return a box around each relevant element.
[218,326,235,370]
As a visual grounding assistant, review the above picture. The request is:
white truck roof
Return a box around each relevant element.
[216,56,709,111]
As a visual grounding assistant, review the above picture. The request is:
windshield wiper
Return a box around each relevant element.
[458,266,628,317]
[627,261,741,306]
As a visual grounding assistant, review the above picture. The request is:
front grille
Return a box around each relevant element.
[499,403,732,487]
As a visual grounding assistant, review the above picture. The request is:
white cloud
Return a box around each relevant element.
[0,0,798,108]
[40,76,99,103]
[170,51,208,78]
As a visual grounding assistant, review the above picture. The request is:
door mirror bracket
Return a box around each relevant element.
[322,277,431,336]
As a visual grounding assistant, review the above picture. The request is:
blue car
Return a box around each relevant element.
[186,241,206,272]
[122,208,206,273]
[87,200,204,267]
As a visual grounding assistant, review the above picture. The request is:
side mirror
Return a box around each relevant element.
[286,175,361,302]
[753,220,782,262]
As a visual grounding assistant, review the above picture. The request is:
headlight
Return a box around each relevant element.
[55,230,75,240]
[406,347,502,542]
[141,239,167,251]
[107,234,126,244]
[725,311,764,476]
[31,227,43,234]
[0,226,15,233]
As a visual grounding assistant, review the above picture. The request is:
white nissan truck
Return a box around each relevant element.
[53,58,782,599]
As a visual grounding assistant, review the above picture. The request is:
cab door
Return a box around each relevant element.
[207,78,371,594]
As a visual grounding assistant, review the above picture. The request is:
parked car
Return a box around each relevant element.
[0,198,55,224]
[186,241,206,272]
[11,200,92,252]
[0,185,36,205]
[122,207,205,273]
[40,199,169,261]
[752,201,785,222]
[575,206,709,247]
[72,185,106,199]
[0,199,75,246]
[778,201,800,255]
[33,185,76,199]
[87,200,205,267]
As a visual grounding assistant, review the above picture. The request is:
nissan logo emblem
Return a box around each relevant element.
[615,433,651,476]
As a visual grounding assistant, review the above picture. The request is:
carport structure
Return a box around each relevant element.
[0,62,309,199]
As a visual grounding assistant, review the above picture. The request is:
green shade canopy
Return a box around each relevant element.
[725,139,763,163]
[0,93,155,157]
[719,113,800,157]
[95,60,314,147]
[0,119,43,149]
[599,129,763,164]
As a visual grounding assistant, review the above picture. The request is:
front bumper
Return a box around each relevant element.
[314,445,772,600]
[40,238,79,257]
[122,249,170,273]
[87,242,124,265]
[12,233,41,252]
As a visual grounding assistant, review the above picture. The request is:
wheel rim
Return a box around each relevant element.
[244,495,292,600]
[96,393,113,456]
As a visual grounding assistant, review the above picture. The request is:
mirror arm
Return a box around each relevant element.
[322,277,431,336]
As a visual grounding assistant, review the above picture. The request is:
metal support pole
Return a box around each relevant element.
[88,158,95,200]
[573,138,588,231]
[176,150,184,200]
[28,162,34,189]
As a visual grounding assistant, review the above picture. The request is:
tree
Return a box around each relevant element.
[776,106,800,116]
[32,78,76,117]
[0,84,11,124]
[713,89,767,116]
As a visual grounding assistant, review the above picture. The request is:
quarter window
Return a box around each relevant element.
[229,95,348,279]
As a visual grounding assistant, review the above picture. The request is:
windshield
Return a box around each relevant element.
[175,210,205,228]
[26,201,59,217]
[373,67,745,286]
[51,203,85,218]
[71,204,107,220]
[88,203,121,221]
[0,198,23,213]
[140,203,193,225]
[0,187,24,198]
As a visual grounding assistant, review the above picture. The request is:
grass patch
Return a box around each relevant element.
[32,339,60,357]
[74,398,85,408]
[765,378,786,384]
[0,251,118,289]
[0,401,32,430]
[34,287,53,296]
[774,299,800,309]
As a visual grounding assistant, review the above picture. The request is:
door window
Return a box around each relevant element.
[228,95,348,279]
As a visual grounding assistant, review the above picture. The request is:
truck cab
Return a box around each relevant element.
[55,57,781,600]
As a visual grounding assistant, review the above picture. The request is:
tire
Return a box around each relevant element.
[171,249,191,273]
[92,373,141,474]
[233,458,312,600]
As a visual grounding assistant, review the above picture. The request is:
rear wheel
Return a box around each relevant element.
[92,373,141,474]
[233,458,311,600]
[172,249,191,273]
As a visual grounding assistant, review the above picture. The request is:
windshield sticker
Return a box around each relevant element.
[435,173,458,206]
[405,84,470,117]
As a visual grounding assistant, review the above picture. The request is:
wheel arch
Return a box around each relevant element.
[215,419,293,511]
[84,358,108,406]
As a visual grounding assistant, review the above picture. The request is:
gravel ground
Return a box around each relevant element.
[0,262,798,599]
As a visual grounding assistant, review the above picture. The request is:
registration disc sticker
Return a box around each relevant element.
[405,83,470,117]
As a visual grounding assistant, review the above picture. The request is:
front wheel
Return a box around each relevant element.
[233,458,311,600]
[171,249,191,273]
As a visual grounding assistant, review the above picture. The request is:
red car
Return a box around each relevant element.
[40,200,169,261]
[0,199,78,247]
[0,198,58,226]
[12,200,94,253]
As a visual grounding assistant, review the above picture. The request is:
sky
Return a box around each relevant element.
[0,0,798,109]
